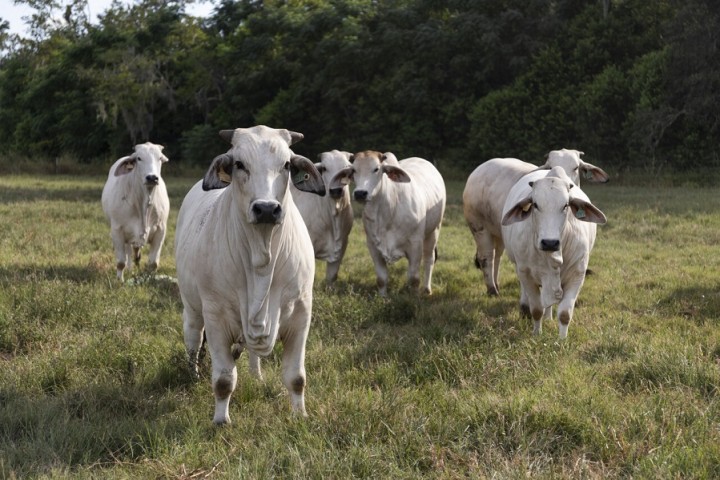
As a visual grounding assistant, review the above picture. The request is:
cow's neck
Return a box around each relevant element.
[127,175,155,237]
[330,192,351,257]
[223,189,285,352]
[362,178,398,245]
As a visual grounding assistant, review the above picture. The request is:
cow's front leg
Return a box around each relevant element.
[280,299,311,416]
[367,240,389,297]
[146,226,166,272]
[205,321,237,425]
[406,239,424,293]
[110,227,127,281]
[556,275,585,339]
[519,271,543,335]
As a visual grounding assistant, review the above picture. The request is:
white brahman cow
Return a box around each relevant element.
[174,125,325,424]
[501,166,607,338]
[462,149,608,295]
[292,150,354,285]
[101,142,170,282]
[331,150,446,296]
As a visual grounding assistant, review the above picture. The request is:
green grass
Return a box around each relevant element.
[1,174,720,478]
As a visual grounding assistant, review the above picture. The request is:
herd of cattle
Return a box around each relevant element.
[100,125,608,424]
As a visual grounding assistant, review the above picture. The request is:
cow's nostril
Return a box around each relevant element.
[252,201,282,224]
[540,239,560,251]
[146,175,159,185]
[354,190,368,202]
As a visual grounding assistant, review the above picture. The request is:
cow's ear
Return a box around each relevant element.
[329,166,354,190]
[114,155,137,176]
[291,155,325,196]
[579,161,610,183]
[501,196,533,226]
[288,131,304,145]
[570,198,607,224]
[203,154,234,191]
[382,164,411,183]
[219,130,235,144]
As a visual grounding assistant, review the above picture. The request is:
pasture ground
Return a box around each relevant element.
[1,174,719,478]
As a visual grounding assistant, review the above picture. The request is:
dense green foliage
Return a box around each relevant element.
[1,174,720,477]
[1,0,719,173]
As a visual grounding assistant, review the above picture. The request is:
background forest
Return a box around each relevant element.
[0,0,718,177]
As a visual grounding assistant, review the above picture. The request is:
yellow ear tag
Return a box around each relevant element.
[522,202,532,212]
[576,208,586,219]
[219,170,232,184]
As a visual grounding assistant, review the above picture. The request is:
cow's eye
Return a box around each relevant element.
[563,203,569,210]
[284,161,291,171]
[235,160,246,171]
[373,167,379,173]
[533,202,539,210]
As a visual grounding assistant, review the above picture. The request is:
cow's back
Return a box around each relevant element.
[463,158,536,238]
[101,158,130,219]
[399,157,446,233]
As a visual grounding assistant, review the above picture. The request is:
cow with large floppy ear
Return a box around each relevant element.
[290,155,325,196]
[538,150,610,184]
[501,182,607,226]
[328,166,354,193]
[203,129,325,195]
[379,152,410,183]
[202,153,234,191]
[114,153,138,176]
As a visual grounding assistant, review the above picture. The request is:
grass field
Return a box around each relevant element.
[1,173,720,478]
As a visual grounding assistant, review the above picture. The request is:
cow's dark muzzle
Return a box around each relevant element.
[251,201,283,224]
[540,239,561,251]
[145,175,159,186]
[353,190,368,203]
[329,187,344,199]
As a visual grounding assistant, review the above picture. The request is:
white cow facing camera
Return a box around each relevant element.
[175,125,325,425]
[501,166,607,339]
[101,142,170,282]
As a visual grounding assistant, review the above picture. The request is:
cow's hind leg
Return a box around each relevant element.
[247,352,262,380]
[473,227,499,296]
[133,246,141,268]
[182,306,204,378]
[325,260,341,286]
[420,228,440,295]
[492,237,504,295]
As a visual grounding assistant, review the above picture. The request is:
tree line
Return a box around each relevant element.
[0,0,717,175]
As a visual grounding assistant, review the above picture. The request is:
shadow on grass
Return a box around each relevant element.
[0,264,107,285]
[658,284,720,323]
[341,286,525,383]
[0,367,200,476]
[0,185,102,204]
